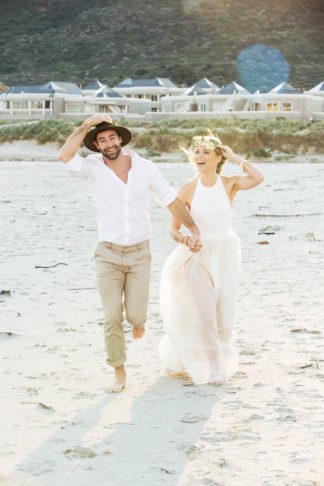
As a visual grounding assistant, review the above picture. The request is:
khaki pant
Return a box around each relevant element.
[95,240,151,367]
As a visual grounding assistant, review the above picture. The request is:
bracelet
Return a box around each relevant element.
[184,235,190,246]
[240,160,249,172]
[243,161,250,172]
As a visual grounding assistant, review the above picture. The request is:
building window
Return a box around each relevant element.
[164,104,171,112]
[151,95,158,102]
[200,103,207,112]
[12,101,28,110]
[99,105,112,113]
[266,103,279,112]
[31,101,41,109]
[45,100,51,109]
[254,103,260,111]
[66,103,81,113]
[282,102,292,111]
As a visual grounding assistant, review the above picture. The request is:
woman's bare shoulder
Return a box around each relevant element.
[178,178,198,202]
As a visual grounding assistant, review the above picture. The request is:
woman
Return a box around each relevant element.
[159,133,264,385]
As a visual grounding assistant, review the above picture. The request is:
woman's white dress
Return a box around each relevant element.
[159,176,241,384]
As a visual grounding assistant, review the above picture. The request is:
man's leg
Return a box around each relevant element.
[95,243,126,392]
[124,243,151,340]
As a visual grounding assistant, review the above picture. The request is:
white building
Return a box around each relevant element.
[1,78,323,121]
[114,77,183,111]
[0,80,154,120]
[157,81,324,121]
[0,81,84,119]
[160,81,250,116]
[80,81,153,117]
[244,82,323,120]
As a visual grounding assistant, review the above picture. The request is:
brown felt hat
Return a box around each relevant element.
[83,121,132,152]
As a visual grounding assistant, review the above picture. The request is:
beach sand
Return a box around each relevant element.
[0,157,324,485]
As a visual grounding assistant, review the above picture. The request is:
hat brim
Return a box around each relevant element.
[83,123,132,152]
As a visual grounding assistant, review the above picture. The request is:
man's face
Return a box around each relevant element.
[94,129,122,160]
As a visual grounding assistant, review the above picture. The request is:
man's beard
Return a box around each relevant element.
[101,144,122,160]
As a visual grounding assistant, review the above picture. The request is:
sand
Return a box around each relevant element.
[0,155,324,485]
[0,141,59,161]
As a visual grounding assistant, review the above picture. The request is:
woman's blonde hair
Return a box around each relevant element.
[181,129,227,174]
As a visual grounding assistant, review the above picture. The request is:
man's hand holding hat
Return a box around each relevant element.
[82,114,114,131]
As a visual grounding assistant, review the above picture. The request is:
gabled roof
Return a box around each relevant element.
[44,81,84,95]
[218,82,250,95]
[6,84,53,94]
[194,78,219,89]
[83,80,105,90]
[269,82,300,94]
[156,77,177,88]
[308,81,324,93]
[183,86,207,96]
[96,87,123,98]
[184,78,219,96]
[116,77,177,88]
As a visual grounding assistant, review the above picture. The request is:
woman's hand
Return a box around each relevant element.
[187,236,202,253]
[218,144,235,161]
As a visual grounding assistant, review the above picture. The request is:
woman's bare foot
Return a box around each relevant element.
[208,379,222,386]
[106,365,126,393]
[132,324,145,339]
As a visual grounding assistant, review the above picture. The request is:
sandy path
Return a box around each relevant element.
[0,161,323,485]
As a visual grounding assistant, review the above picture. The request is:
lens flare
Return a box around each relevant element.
[236,44,290,93]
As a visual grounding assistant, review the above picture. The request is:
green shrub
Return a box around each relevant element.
[0,118,323,155]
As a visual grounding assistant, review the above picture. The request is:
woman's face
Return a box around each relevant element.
[193,145,222,174]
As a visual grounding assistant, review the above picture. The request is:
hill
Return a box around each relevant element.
[0,0,323,91]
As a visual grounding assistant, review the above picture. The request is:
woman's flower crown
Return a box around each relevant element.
[190,135,222,152]
[180,130,223,163]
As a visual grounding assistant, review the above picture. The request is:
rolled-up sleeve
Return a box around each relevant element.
[150,164,177,206]
[63,154,94,180]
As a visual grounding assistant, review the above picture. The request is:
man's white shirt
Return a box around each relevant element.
[64,149,177,245]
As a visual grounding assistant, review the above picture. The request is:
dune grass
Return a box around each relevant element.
[0,118,323,157]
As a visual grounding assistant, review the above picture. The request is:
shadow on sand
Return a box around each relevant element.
[13,375,224,486]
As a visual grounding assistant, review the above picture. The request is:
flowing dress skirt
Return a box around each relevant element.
[159,231,241,385]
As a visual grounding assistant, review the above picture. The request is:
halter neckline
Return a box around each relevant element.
[198,175,219,188]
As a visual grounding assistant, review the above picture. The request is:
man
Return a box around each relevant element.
[59,114,201,392]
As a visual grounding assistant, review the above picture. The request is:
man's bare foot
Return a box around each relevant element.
[132,324,145,340]
[106,365,126,393]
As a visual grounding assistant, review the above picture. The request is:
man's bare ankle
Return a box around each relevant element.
[115,365,126,377]
[132,324,145,339]
[106,367,126,393]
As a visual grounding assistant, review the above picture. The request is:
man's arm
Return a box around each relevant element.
[59,114,113,163]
